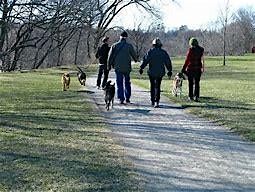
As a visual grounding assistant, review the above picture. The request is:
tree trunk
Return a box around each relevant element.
[74,29,82,65]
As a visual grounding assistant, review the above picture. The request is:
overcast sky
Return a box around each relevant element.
[114,0,255,30]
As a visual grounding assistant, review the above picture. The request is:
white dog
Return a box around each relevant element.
[172,72,185,97]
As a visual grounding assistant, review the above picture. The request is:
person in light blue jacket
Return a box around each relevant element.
[139,38,172,108]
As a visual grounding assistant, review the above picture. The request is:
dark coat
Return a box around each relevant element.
[96,43,110,65]
[182,46,204,72]
[107,38,137,73]
[140,47,172,78]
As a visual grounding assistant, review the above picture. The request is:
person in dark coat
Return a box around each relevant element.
[182,37,205,102]
[96,36,110,89]
[107,31,138,104]
[139,38,172,108]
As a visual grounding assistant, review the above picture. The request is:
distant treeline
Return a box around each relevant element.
[0,1,254,71]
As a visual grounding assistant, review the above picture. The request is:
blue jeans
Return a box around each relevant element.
[115,71,131,102]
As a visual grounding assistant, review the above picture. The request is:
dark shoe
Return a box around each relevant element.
[194,97,199,102]
[126,99,130,104]
[119,100,125,104]
[154,102,159,108]
[188,97,194,101]
[151,101,155,106]
[97,86,100,89]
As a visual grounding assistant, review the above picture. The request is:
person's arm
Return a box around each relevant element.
[129,44,138,62]
[182,48,191,73]
[95,47,100,59]
[201,54,205,73]
[140,49,152,70]
[164,51,172,74]
[107,46,114,70]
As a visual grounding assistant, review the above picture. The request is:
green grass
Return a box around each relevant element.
[0,66,140,191]
[132,55,255,141]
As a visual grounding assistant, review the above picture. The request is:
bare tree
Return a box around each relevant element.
[92,0,173,52]
[234,7,255,53]
[128,22,151,60]
[218,0,232,66]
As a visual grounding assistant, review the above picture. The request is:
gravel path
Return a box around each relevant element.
[86,73,255,192]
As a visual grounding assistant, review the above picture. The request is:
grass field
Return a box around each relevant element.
[0,55,254,190]
[0,67,140,191]
[132,54,255,141]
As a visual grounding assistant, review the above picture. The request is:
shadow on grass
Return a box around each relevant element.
[77,90,95,94]
[0,145,137,191]
[0,91,139,191]
[182,96,254,111]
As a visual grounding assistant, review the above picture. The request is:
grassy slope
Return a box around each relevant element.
[132,55,255,141]
[0,67,140,191]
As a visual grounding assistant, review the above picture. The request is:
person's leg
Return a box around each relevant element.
[149,76,155,105]
[194,71,201,101]
[155,77,162,105]
[124,73,131,102]
[116,71,125,103]
[187,72,194,100]
[101,68,109,88]
[96,65,104,87]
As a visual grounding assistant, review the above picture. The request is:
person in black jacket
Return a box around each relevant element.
[96,36,110,89]
[139,38,172,108]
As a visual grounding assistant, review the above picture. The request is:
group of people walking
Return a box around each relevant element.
[96,31,204,107]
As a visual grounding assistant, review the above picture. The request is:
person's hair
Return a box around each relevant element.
[189,37,198,47]
[120,31,128,38]
[152,38,162,47]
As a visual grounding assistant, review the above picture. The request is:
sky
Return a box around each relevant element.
[115,0,255,30]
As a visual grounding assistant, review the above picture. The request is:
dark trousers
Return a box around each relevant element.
[96,64,109,88]
[187,71,201,99]
[115,71,131,102]
[149,76,162,103]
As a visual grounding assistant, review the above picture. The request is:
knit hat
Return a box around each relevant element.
[120,31,128,38]
[152,38,162,46]
[189,37,198,46]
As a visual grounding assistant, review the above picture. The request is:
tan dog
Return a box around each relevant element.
[172,72,185,97]
[62,73,70,91]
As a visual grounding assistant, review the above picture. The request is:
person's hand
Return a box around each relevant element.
[139,68,143,75]
[167,71,172,78]
[181,68,186,74]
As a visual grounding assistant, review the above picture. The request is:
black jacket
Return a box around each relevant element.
[96,43,110,65]
[141,47,172,78]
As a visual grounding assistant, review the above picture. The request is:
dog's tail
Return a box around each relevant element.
[77,66,84,74]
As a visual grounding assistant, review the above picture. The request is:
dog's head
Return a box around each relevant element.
[103,80,114,90]
[175,72,185,80]
[63,73,70,78]
[62,73,70,82]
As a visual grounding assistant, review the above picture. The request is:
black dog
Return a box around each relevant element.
[103,80,115,111]
[77,66,86,86]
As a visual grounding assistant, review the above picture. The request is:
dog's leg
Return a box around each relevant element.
[106,102,110,111]
[112,98,114,109]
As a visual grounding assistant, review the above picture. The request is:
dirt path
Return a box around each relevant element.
[86,74,255,192]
